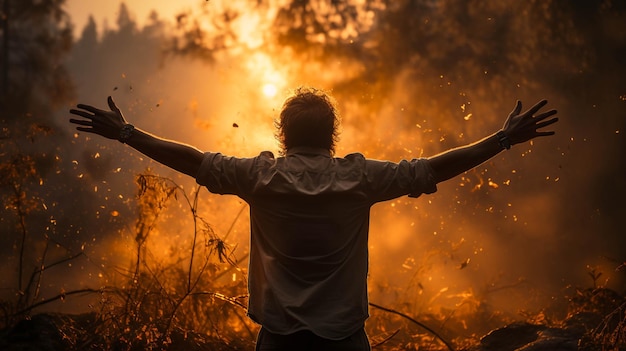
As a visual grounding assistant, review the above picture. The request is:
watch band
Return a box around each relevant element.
[496,130,511,150]
[118,124,135,143]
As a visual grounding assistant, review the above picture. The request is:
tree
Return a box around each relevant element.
[0,0,77,314]
[0,0,74,117]
[75,15,98,52]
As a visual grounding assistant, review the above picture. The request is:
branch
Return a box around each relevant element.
[370,328,400,348]
[368,302,455,351]
[13,288,110,316]
[190,291,247,310]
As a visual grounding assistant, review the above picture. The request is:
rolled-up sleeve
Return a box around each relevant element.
[406,158,438,198]
[196,152,265,196]
[196,152,233,194]
[365,158,437,202]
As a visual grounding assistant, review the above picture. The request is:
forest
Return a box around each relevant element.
[1,0,625,350]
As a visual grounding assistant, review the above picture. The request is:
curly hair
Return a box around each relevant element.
[275,87,340,155]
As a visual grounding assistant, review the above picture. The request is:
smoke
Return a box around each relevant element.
[5,0,623,333]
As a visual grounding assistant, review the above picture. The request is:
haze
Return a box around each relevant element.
[2,1,625,343]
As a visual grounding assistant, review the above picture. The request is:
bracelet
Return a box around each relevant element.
[118,124,135,143]
[496,130,511,150]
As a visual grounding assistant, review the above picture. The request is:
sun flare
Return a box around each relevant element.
[262,83,278,98]
[246,52,287,101]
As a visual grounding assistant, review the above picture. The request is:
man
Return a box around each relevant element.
[69,87,558,350]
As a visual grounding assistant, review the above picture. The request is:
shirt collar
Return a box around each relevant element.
[286,146,332,157]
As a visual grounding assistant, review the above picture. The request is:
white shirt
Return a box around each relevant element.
[196,146,437,339]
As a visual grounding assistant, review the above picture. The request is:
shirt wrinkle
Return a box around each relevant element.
[195,149,437,340]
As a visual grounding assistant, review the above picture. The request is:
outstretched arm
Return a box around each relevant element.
[427,100,558,183]
[69,96,204,177]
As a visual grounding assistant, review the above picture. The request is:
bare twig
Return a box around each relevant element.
[190,291,248,310]
[188,188,201,292]
[14,183,27,293]
[370,328,400,348]
[26,251,86,292]
[13,288,110,316]
[33,236,49,301]
[223,203,247,241]
[368,302,455,351]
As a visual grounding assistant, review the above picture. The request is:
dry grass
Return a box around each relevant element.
[1,167,625,350]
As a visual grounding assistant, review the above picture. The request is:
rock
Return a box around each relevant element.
[478,322,545,351]
[517,338,578,351]
[468,321,585,351]
[562,311,601,338]
[517,327,579,350]
[0,314,68,351]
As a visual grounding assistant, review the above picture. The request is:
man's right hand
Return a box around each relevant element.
[69,96,128,141]
[70,96,205,177]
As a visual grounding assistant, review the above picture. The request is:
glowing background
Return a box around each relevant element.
[65,0,200,35]
[2,0,625,342]
[65,0,626,311]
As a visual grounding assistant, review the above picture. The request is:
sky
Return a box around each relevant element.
[65,0,201,34]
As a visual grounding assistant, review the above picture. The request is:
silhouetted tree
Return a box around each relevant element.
[0,0,76,300]
[116,2,137,36]
[0,0,74,117]
[75,15,98,51]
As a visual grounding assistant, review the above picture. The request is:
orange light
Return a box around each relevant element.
[262,83,278,98]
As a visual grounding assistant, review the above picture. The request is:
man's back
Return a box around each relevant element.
[196,146,437,339]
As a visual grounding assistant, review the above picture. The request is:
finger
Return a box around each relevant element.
[69,109,94,118]
[525,99,548,116]
[511,100,522,116]
[535,131,555,137]
[107,96,121,114]
[536,117,559,129]
[76,104,106,114]
[69,118,92,126]
[75,127,96,133]
[533,109,558,122]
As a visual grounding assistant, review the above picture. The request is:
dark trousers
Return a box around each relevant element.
[255,327,371,351]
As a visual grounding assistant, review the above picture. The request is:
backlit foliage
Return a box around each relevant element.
[86,172,254,350]
[1,0,626,349]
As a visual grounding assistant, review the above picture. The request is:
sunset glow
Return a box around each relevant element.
[262,83,278,98]
[3,1,624,349]
[245,52,288,101]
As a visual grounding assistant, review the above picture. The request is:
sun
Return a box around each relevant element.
[262,83,278,98]
[245,52,286,100]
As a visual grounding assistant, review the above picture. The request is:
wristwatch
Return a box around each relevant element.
[118,124,135,143]
[496,130,511,150]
